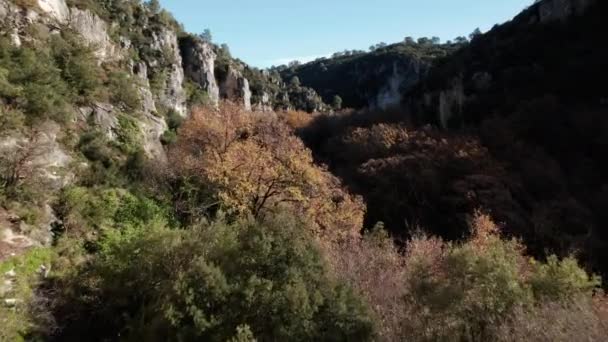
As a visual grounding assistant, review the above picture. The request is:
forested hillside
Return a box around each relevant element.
[297,0,608,280]
[0,0,607,341]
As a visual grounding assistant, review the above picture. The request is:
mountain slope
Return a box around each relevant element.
[300,0,608,279]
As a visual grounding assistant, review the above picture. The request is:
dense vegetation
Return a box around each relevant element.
[278,39,463,108]
[1,0,608,341]
[4,102,607,341]
[295,0,608,285]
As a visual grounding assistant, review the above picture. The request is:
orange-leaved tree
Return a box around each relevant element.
[169,102,364,241]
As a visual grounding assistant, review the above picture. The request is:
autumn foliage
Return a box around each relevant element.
[169,102,364,241]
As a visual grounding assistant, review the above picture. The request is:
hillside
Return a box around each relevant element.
[278,41,461,109]
[300,0,608,280]
[0,0,607,340]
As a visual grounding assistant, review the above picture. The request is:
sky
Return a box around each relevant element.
[159,0,533,68]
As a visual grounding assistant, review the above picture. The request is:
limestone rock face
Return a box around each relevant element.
[150,29,187,116]
[132,61,158,115]
[140,112,168,162]
[374,59,423,110]
[220,66,252,110]
[254,92,273,112]
[37,0,69,24]
[68,7,116,61]
[181,38,220,105]
[79,103,118,140]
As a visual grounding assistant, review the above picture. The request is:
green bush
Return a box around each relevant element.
[115,114,143,154]
[108,72,142,111]
[401,215,602,341]
[50,33,103,104]
[0,248,55,342]
[57,186,169,238]
[0,33,103,124]
[48,212,374,341]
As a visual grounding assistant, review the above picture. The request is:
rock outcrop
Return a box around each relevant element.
[180,37,220,105]
[220,66,252,110]
[150,29,187,116]
[374,59,424,110]
[37,0,69,24]
[68,7,117,61]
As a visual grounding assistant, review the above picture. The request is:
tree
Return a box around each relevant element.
[169,103,365,241]
[199,29,212,42]
[287,60,301,68]
[417,37,430,45]
[431,36,441,45]
[51,212,375,341]
[146,0,160,13]
[404,36,416,45]
[454,36,468,44]
[469,27,482,40]
[0,129,50,198]
[289,76,300,87]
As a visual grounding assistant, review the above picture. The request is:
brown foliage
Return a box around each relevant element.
[169,103,364,241]
[279,109,315,130]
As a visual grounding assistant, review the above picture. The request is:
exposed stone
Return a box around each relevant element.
[4,298,22,307]
[131,61,158,115]
[254,92,274,112]
[69,7,116,61]
[150,29,187,116]
[438,77,465,129]
[140,112,167,162]
[78,103,118,140]
[374,60,423,110]
[220,66,252,110]
[181,37,220,105]
[37,0,69,24]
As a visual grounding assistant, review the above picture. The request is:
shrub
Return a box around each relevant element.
[56,186,169,241]
[108,71,142,111]
[48,212,374,341]
[399,214,603,341]
[0,248,55,341]
[50,33,103,104]
[115,114,143,154]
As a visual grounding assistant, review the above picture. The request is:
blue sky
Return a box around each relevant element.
[159,0,532,68]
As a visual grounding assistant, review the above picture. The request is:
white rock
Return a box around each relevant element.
[37,0,69,24]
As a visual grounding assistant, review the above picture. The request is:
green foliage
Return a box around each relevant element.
[108,72,142,111]
[49,212,374,341]
[0,248,55,342]
[115,114,143,154]
[0,32,104,125]
[50,33,103,104]
[57,186,169,241]
[161,109,182,145]
[530,255,601,302]
[402,219,602,341]
[184,80,209,106]
[278,39,459,108]
[332,94,343,110]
